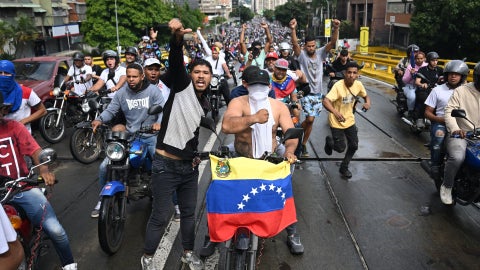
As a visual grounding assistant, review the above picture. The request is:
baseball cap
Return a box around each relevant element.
[265,52,278,60]
[274,59,289,70]
[0,60,15,75]
[142,36,150,42]
[245,68,270,85]
[340,49,349,56]
[144,58,161,67]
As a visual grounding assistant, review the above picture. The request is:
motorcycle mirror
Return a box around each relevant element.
[451,109,466,119]
[280,128,304,144]
[38,148,57,164]
[200,116,216,133]
[148,104,163,115]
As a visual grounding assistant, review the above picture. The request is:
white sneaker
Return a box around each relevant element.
[141,255,156,270]
[62,263,77,270]
[440,184,453,204]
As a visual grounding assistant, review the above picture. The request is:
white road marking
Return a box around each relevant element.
[154,117,223,269]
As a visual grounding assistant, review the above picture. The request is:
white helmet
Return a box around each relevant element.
[279,42,292,51]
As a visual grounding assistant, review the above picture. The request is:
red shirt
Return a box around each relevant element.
[0,119,40,179]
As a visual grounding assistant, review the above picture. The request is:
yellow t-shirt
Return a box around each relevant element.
[325,80,367,129]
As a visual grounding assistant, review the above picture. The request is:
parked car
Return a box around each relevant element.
[13,56,71,107]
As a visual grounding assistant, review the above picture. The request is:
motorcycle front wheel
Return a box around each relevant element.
[70,127,103,164]
[98,193,126,255]
[39,111,65,144]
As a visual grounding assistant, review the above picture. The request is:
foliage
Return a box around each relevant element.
[340,20,356,39]
[231,6,254,23]
[263,9,275,22]
[83,0,204,50]
[0,16,37,57]
[274,1,309,30]
[410,0,480,61]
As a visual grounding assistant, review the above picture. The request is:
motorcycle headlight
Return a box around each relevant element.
[52,87,61,96]
[81,101,91,113]
[210,76,219,87]
[106,142,126,161]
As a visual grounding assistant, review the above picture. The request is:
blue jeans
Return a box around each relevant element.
[99,135,157,187]
[403,84,416,111]
[430,122,446,166]
[11,188,74,266]
[144,154,199,254]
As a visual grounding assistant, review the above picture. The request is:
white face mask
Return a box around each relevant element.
[248,84,269,101]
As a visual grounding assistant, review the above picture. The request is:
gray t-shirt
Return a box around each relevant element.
[297,47,327,95]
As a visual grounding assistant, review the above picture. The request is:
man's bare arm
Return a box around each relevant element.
[325,19,340,52]
[289,19,301,57]
[222,98,268,134]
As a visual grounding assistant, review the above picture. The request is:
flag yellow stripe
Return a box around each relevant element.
[209,155,291,181]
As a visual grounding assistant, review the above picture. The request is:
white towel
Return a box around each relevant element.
[248,84,275,158]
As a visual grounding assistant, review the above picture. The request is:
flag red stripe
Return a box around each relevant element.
[207,198,297,242]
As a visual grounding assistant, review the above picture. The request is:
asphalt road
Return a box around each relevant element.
[32,76,480,270]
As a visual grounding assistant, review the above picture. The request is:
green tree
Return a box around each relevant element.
[231,6,254,23]
[263,9,275,22]
[0,20,15,55]
[83,0,174,50]
[274,1,309,30]
[410,0,480,61]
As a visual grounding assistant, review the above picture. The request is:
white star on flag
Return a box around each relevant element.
[269,183,275,190]
[260,184,266,191]
[250,188,258,195]
[243,194,251,202]
[237,202,245,210]
[276,187,282,194]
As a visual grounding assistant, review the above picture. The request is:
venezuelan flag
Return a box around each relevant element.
[206,155,297,242]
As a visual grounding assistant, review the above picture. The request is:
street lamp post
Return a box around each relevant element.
[115,0,121,55]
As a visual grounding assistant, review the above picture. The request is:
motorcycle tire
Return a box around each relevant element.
[70,127,103,164]
[39,111,66,144]
[211,98,219,121]
[98,193,126,255]
[232,72,238,86]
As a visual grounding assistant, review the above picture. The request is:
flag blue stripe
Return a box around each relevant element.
[206,175,293,214]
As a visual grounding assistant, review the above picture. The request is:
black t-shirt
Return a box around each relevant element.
[417,66,444,89]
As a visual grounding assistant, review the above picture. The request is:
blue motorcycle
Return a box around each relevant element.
[422,109,480,206]
[97,105,162,254]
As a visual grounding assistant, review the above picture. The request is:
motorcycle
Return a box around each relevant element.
[69,89,112,164]
[199,118,303,270]
[397,73,438,134]
[421,109,480,206]
[39,81,94,143]
[227,61,238,86]
[0,148,57,270]
[209,74,225,121]
[97,105,162,255]
[326,65,345,92]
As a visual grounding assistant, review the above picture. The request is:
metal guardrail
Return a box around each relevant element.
[351,50,475,85]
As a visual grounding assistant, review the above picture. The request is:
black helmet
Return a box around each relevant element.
[426,51,439,62]
[473,62,480,89]
[406,44,420,57]
[73,52,85,61]
[102,50,119,65]
[125,46,138,56]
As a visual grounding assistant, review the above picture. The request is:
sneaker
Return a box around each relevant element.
[91,201,101,218]
[416,118,425,129]
[440,184,453,205]
[324,136,333,156]
[339,166,352,179]
[287,234,304,255]
[62,263,78,270]
[199,236,216,257]
[181,250,204,270]
[301,144,309,158]
[141,255,156,270]
[173,212,180,222]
